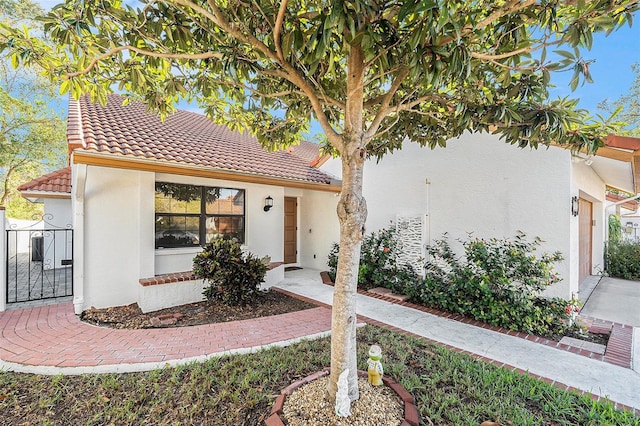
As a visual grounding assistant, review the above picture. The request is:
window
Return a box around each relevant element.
[155,182,245,248]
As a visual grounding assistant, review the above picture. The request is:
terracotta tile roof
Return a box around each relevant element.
[606,192,639,210]
[606,134,640,150]
[18,167,71,194]
[70,95,336,185]
[289,141,321,163]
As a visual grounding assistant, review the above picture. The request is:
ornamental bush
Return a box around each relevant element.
[605,240,640,280]
[327,228,419,292]
[404,232,577,337]
[608,214,622,243]
[193,238,269,306]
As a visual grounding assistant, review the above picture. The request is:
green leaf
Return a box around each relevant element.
[569,68,580,91]
[554,50,575,60]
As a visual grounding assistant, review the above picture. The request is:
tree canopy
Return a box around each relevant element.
[0,0,66,218]
[1,1,635,154]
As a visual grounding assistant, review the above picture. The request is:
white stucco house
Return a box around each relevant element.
[14,94,639,313]
[320,133,640,300]
[17,95,342,314]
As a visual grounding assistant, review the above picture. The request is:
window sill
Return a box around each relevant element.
[154,247,202,256]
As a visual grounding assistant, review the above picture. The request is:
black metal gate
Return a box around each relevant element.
[6,217,73,304]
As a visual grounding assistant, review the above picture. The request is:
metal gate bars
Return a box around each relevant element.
[5,217,73,304]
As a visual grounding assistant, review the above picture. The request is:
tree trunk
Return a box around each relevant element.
[0,165,15,206]
[329,145,367,403]
[326,43,368,407]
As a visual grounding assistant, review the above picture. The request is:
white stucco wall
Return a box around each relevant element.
[571,160,607,280]
[74,164,333,311]
[79,166,148,310]
[298,189,340,270]
[45,198,73,228]
[43,198,73,268]
[5,218,41,256]
[322,133,586,299]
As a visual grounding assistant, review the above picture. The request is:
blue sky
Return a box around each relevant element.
[36,1,639,134]
[548,22,640,117]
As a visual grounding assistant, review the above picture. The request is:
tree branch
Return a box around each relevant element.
[366,67,410,139]
[468,0,537,35]
[274,0,288,61]
[66,45,222,78]
[470,39,561,61]
[197,0,341,143]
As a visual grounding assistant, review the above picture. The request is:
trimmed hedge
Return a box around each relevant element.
[404,233,578,337]
[605,240,640,280]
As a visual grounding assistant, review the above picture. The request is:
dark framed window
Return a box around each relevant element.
[155,182,245,248]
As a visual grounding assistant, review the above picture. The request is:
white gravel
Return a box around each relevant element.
[283,376,404,426]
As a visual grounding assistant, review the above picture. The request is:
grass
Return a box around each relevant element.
[0,325,638,425]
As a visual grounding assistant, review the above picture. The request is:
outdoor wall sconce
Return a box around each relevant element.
[264,196,274,212]
[571,196,579,217]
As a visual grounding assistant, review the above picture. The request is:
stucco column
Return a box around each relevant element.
[72,164,87,314]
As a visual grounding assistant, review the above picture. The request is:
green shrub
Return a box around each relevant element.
[605,240,640,280]
[404,232,577,337]
[193,239,269,306]
[327,228,420,292]
[608,214,622,243]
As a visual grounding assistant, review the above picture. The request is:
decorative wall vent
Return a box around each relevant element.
[395,215,427,276]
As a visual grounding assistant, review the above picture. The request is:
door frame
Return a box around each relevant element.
[283,196,298,264]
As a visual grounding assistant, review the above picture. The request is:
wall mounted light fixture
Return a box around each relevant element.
[264,196,274,212]
[571,196,579,217]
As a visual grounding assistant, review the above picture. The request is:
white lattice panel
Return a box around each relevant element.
[395,215,426,275]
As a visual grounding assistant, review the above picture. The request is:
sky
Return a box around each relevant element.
[548,23,640,117]
[35,1,640,136]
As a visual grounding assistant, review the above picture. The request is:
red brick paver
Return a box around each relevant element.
[0,302,332,368]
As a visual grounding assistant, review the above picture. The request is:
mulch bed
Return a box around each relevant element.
[80,290,317,329]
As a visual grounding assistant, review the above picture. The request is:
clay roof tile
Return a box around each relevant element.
[18,167,72,194]
[69,95,336,185]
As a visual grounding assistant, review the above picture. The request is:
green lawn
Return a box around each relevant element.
[0,325,637,425]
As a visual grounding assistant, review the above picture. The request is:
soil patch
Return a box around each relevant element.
[80,290,317,329]
[555,327,609,346]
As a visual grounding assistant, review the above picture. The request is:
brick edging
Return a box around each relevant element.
[139,271,196,287]
[318,272,633,369]
[265,368,419,426]
[139,262,285,287]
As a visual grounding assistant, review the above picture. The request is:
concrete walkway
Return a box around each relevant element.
[277,269,640,411]
[581,277,640,327]
[1,268,639,412]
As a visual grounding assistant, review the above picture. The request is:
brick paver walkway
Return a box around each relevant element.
[0,302,332,369]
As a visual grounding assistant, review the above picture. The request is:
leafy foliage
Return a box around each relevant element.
[328,228,419,292]
[404,233,577,337]
[0,0,66,217]
[609,214,623,243]
[0,1,635,153]
[605,240,640,280]
[193,239,269,306]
